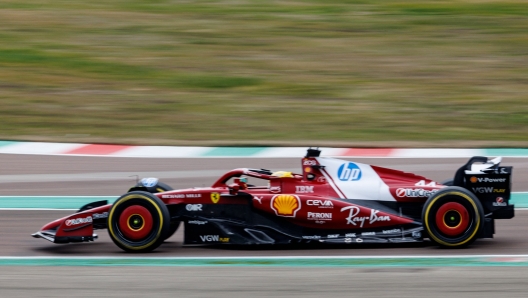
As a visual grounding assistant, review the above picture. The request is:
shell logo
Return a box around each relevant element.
[271,195,301,217]
[470,176,477,183]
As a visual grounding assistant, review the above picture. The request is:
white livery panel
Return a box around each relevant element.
[317,157,395,201]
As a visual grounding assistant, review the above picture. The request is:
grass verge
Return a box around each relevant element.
[1,0,527,147]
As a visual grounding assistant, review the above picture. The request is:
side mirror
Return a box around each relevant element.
[229,183,240,195]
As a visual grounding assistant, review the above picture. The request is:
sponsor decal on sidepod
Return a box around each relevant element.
[200,235,229,242]
[340,206,390,228]
[186,204,203,211]
[307,200,334,208]
[307,212,332,220]
[271,194,301,217]
[396,188,438,198]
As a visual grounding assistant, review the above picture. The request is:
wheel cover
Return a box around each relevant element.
[118,205,153,240]
[435,202,469,236]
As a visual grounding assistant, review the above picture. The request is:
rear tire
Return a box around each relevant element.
[422,186,484,248]
[108,191,170,253]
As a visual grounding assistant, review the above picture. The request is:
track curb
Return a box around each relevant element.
[1,141,528,158]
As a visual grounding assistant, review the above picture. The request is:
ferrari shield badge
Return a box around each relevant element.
[211,192,220,204]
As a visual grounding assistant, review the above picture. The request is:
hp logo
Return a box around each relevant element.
[337,163,362,181]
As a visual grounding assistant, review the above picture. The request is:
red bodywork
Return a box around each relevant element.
[36,154,444,243]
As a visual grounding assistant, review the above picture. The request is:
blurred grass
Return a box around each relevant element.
[1,0,528,147]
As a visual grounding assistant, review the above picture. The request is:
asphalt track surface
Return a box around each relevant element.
[2,154,528,297]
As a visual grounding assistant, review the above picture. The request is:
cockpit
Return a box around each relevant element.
[211,168,303,194]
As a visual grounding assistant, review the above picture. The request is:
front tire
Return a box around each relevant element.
[108,191,170,253]
[422,186,484,248]
[131,179,179,241]
[150,182,180,241]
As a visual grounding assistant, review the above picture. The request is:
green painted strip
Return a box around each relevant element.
[0,193,527,209]
[202,147,268,157]
[0,141,18,147]
[1,257,528,267]
[0,196,117,209]
[511,192,528,208]
[485,148,528,157]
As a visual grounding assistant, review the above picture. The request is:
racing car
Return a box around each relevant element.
[32,148,514,252]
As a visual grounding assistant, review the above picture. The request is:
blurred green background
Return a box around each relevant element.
[1,0,527,147]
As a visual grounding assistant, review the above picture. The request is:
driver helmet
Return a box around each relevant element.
[271,171,294,178]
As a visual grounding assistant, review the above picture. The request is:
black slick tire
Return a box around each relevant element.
[147,182,180,241]
[132,181,180,241]
[108,191,170,253]
[422,186,484,248]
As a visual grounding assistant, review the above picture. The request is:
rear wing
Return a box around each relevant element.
[453,156,513,219]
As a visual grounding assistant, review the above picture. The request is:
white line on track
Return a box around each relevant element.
[0,208,78,211]
[0,170,227,183]
[0,168,301,183]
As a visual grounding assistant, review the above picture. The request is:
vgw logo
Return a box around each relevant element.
[337,162,362,181]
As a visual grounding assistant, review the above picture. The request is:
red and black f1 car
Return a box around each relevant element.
[32,149,514,252]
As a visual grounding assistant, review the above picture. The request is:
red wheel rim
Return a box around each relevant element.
[119,205,153,240]
[435,202,469,236]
